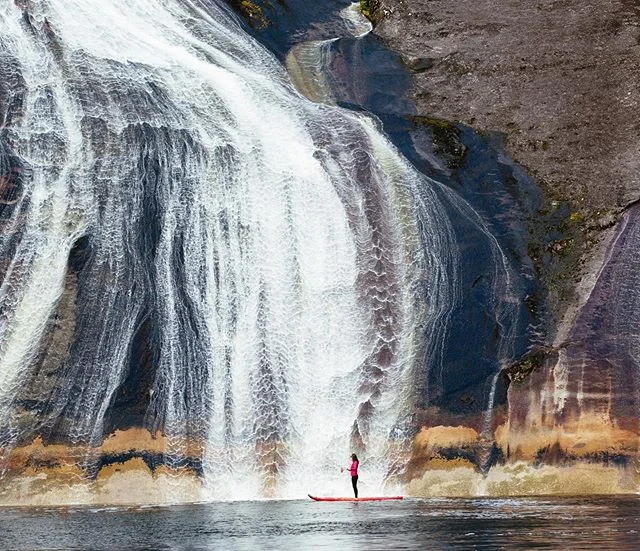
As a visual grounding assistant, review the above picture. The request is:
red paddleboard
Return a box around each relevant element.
[308,494,403,502]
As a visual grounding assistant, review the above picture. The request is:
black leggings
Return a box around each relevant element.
[351,475,358,498]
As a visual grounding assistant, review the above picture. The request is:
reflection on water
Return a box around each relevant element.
[1,496,639,550]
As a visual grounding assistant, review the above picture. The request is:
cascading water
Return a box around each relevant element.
[0,0,461,499]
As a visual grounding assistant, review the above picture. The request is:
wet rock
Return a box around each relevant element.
[504,346,555,384]
[371,0,640,329]
[410,115,467,169]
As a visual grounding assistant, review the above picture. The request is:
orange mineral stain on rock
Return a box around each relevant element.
[406,425,481,479]
[0,430,205,506]
[0,428,204,484]
[414,425,480,451]
[404,418,640,497]
[100,428,168,454]
[496,410,640,460]
[100,428,204,457]
[96,457,150,481]
[4,437,84,472]
[421,456,476,470]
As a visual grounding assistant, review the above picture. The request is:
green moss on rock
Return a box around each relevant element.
[228,0,271,29]
[359,0,383,25]
[411,115,468,169]
[504,348,549,383]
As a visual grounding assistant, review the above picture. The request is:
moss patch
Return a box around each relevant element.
[411,115,468,169]
[360,0,383,25]
[504,348,549,383]
[227,0,271,29]
[523,176,622,330]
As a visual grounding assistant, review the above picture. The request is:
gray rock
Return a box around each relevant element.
[371,0,640,210]
[402,55,434,72]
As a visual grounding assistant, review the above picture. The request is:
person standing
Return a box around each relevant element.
[342,453,359,498]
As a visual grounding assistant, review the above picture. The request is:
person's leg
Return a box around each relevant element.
[351,475,358,498]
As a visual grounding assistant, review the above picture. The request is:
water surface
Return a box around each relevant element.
[1,496,638,550]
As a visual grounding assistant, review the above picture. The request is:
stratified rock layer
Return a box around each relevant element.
[0,429,203,506]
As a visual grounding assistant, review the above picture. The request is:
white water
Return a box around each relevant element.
[481,369,502,438]
[0,0,459,498]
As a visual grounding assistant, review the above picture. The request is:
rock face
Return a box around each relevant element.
[368,0,640,492]
[363,2,640,340]
[371,0,640,209]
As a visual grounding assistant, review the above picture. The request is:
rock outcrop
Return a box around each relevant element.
[371,0,640,327]
[371,0,640,208]
[368,0,640,492]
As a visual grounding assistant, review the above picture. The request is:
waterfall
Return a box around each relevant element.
[481,370,502,438]
[0,0,458,498]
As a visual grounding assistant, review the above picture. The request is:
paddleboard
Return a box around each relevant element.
[308,494,403,502]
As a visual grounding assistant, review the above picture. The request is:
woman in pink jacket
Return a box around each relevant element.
[343,453,359,497]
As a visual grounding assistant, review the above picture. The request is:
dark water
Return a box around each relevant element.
[1,496,638,550]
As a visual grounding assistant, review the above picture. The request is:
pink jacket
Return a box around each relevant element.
[349,460,359,476]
